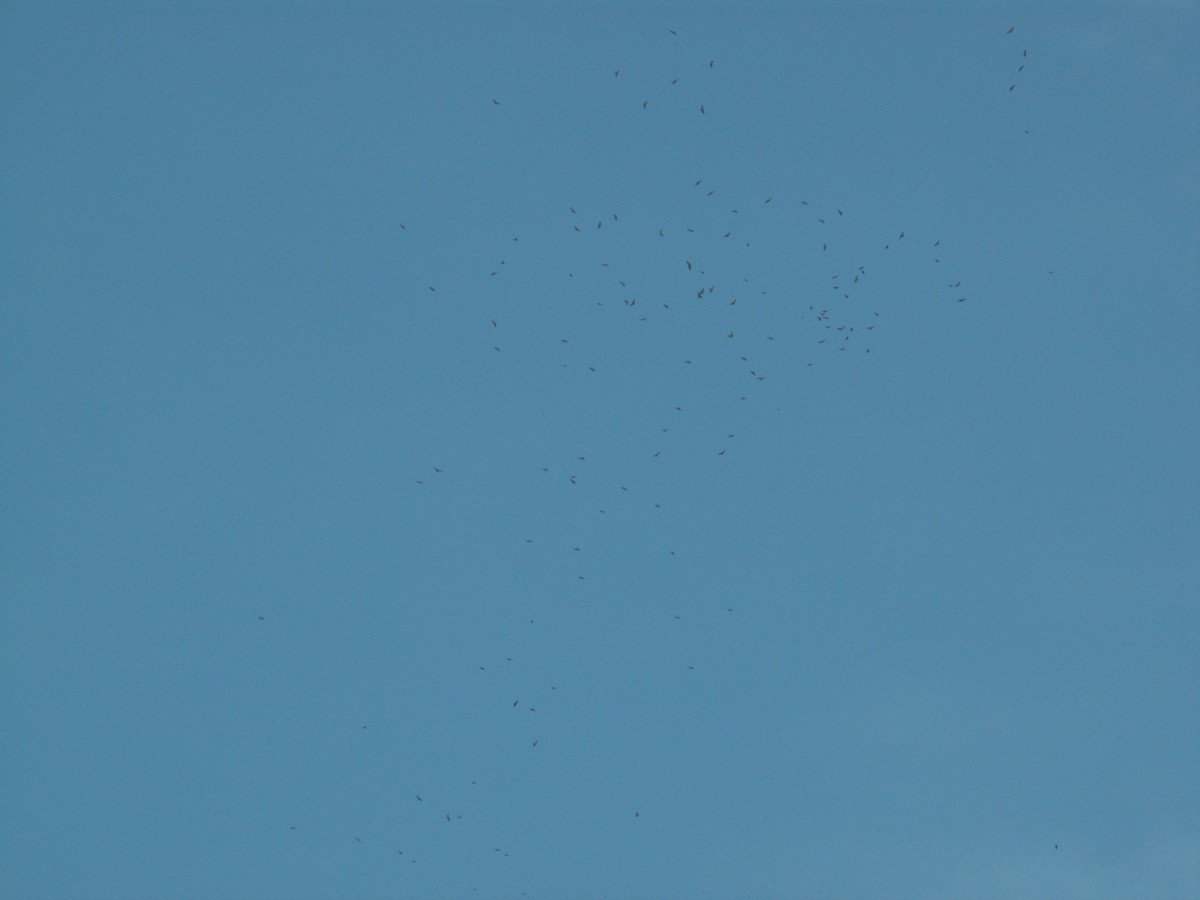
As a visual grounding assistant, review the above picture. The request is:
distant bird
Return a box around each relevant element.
[1007,26,1014,34]
[491,98,500,105]
[614,70,619,77]
[699,104,705,114]
[416,795,423,801]
[257,616,265,621]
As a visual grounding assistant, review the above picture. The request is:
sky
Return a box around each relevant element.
[2,2,1198,898]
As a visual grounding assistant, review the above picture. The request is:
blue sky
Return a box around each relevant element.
[2,2,1198,898]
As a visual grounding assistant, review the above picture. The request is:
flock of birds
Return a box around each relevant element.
[261,23,1036,891]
